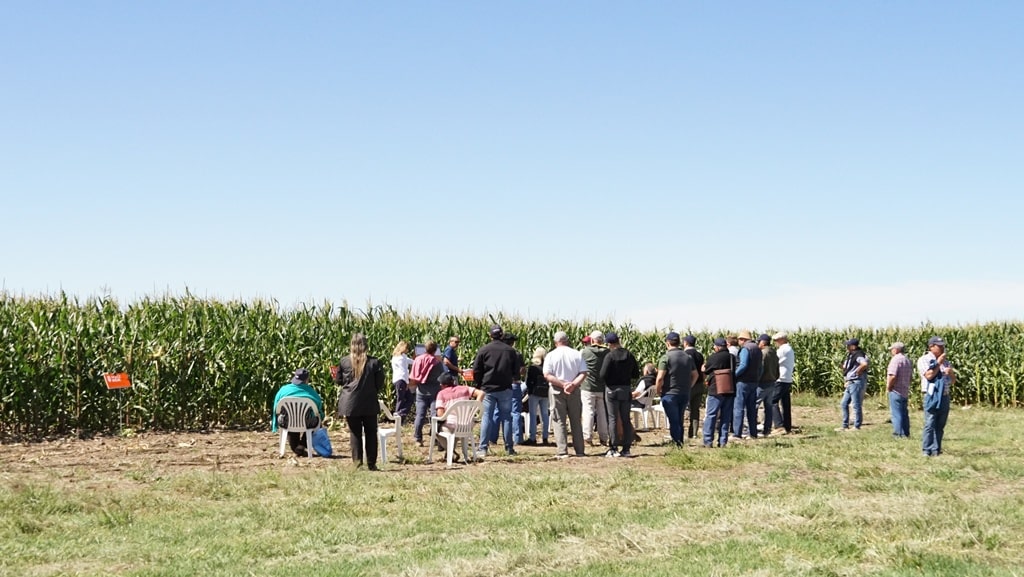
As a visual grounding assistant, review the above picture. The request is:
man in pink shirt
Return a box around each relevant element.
[434,372,483,455]
[885,342,913,438]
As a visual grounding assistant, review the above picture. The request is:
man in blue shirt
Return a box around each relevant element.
[732,331,763,439]
[442,336,461,378]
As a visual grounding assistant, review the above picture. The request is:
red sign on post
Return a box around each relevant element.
[462,368,474,383]
[103,373,132,390]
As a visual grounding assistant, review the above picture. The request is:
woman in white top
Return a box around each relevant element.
[391,340,414,418]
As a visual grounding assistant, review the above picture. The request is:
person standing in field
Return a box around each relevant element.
[886,341,913,438]
[504,332,527,446]
[434,372,484,456]
[702,338,736,447]
[472,325,522,458]
[409,341,443,446]
[335,333,385,470]
[580,330,611,447]
[771,332,795,434]
[919,336,955,456]
[839,338,869,431]
[732,331,763,439]
[272,368,325,458]
[391,341,414,419]
[523,347,550,446]
[682,335,705,441]
[544,330,588,458]
[756,334,780,437]
[599,332,640,457]
[442,336,461,378]
[657,331,699,447]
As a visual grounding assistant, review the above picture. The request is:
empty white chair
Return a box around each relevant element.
[428,399,482,467]
[377,400,403,466]
[275,396,320,459]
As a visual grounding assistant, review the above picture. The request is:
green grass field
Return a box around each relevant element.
[2,394,1023,577]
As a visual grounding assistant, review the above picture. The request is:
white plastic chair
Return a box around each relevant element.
[651,396,665,429]
[377,400,403,465]
[275,396,321,459]
[630,386,657,430]
[428,399,482,467]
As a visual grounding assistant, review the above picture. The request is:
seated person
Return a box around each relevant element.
[632,363,657,408]
[434,372,483,457]
[272,368,325,457]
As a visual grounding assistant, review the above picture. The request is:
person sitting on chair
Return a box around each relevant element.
[434,372,484,458]
[632,363,657,409]
[272,368,324,457]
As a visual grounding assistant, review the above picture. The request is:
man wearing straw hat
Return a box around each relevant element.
[732,330,763,439]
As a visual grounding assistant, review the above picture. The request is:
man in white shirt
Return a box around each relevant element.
[543,331,588,458]
[771,332,795,434]
[918,336,956,456]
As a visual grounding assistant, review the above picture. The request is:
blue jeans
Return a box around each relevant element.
[733,381,758,438]
[922,395,950,455]
[413,391,437,443]
[840,378,865,429]
[489,383,525,444]
[511,382,524,444]
[756,382,777,435]
[527,394,550,442]
[660,392,688,446]
[703,394,734,447]
[889,391,910,437]
[478,388,514,454]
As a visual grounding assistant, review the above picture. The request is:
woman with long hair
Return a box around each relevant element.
[391,340,414,418]
[335,332,385,469]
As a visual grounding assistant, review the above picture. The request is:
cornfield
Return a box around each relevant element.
[2,293,1022,437]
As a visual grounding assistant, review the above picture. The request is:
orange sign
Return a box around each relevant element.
[330,365,339,380]
[462,368,474,382]
[103,373,132,390]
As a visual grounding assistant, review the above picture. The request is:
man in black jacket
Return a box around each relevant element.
[682,335,705,441]
[599,332,640,457]
[473,325,523,457]
[702,338,736,448]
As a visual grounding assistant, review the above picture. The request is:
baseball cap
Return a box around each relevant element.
[758,334,771,343]
[291,368,310,383]
[845,338,860,347]
[927,336,946,347]
[683,334,696,345]
[666,331,681,342]
[489,324,504,338]
[772,331,788,341]
[581,335,591,345]
[713,337,727,347]
[889,341,905,351]
[605,332,620,344]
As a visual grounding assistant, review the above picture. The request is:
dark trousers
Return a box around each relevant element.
[287,432,308,457]
[687,387,704,439]
[771,381,793,432]
[394,379,414,418]
[346,415,378,467]
[604,391,634,454]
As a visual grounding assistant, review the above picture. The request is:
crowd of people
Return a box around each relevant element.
[272,326,956,468]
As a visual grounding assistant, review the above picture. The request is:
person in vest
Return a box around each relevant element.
[732,331,764,439]
[756,334,780,437]
[838,338,869,431]
[702,338,736,447]
[656,331,699,447]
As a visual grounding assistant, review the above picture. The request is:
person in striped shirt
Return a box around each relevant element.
[885,342,913,438]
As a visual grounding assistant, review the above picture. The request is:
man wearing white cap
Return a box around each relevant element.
[580,330,610,447]
[918,336,956,456]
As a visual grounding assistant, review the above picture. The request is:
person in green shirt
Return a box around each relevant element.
[580,331,610,447]
[272,368,325,457]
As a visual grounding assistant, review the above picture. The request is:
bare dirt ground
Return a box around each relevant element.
[1,404,842,488]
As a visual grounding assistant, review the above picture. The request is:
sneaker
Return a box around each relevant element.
[834,427,849,432]
[473,451,488,460]
[506,449,518,456]
[605,449,620,458]
[521,439,536,446]
[619,450,632,458]
[554,453,569,460]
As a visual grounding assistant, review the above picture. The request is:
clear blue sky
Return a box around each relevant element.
[2,1,1022,330]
